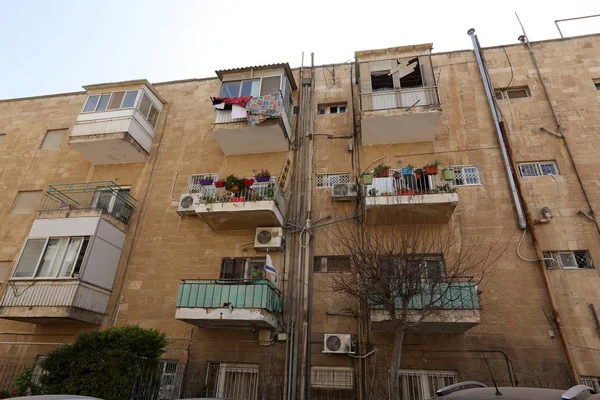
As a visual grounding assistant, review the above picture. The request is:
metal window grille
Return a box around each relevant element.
[311,367,355,400]
[205,362,259,400]
[395,370,458,400]
[582,376,600,392]
[543,250,593,269]
[518,162,558,177]
[188,173,219,195]
[451,165,481,186]
[315,256,350,273]
[157,360,184,400]
[316,173,350,188]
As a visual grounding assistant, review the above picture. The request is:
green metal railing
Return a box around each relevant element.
[40,181,137,224]
[176,279,282,313]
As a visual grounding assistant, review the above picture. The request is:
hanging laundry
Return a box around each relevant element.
[211,98,231,110]
[213,102,226,110]
[213,96,253,108]
[245,92,282,126]
[231,104,247,119]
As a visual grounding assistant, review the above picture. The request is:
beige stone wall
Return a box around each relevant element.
[0,33,599,394]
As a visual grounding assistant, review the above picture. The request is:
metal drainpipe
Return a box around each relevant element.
[468,28,580,385]
[468,29,526,230]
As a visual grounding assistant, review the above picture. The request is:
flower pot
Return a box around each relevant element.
[425,166,439,175]
[230,197,245,202]
[402,168,414,176]
[199,179,214,186]
[255,176,271,183]
[382,167,390,177]
[243,178,255,187]
[214,180,225,188]
[362,174,373,185]
[442,169,455,181]
[415,173,422,179]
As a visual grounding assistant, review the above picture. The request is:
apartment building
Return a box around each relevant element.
[0,30,599,400]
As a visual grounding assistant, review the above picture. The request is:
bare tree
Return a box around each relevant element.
[326,220,507,400]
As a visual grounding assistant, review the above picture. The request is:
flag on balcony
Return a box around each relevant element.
[265,252,277,282]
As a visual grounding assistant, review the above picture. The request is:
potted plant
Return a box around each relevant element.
[368,188,378,197]
[361,172,373,185]
[414,168,424,179]
[393,171,401,179]
[214,179,225,188]
[255,169,271,183]
[225,174,244,192]
[199,177,214,185]
[243,178,255,187]
[402,164,415,176]
[442,168,455,181]
[425,160,443,175]
[373,164,390,178]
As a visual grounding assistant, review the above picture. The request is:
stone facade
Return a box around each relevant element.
[0,33,599,398]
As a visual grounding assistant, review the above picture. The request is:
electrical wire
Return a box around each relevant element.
[502,47,514,90]
[516,228,555,264]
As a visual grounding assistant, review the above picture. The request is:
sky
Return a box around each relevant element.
[0,0,598,100]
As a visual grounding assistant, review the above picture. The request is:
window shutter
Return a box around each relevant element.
[40,129,67,150]
[260,76,281,96]
[10,191,42,214]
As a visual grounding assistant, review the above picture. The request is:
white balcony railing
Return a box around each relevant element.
[360,87,439,112]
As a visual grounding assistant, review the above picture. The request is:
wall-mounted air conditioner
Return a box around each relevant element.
[323,334,355,354]
[254,227,284,252]
[177,194,201,215]
[332,183,357,201]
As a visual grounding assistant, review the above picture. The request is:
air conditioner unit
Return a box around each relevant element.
[332,183,357,201]
[323,334,354,354]
[177,193,201,215]
[254,227,284,252]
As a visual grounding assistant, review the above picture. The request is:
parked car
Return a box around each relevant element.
[435,381,600,399]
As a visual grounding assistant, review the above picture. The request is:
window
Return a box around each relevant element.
[582,376,600,392]
[0,261,11,283]
[205,362,259,400]
[136,93,160,128]
[318,103,347,115]
[397,370,457,400]
[158,361,183,400]
[293,105,300,115]
[543,250,593,270]
[450,165,481,186]
[594,81,600,91]
[518,161,558,177]
[315,256,349,272]
[220,258,266,280]
[380,254,445,280]
[10,191,42,215]
[0,134,5,145]
[40,129,67,150]
[12,236,90,278]
[311,367,354,400]
[371,71,394,91]
[316,172,350,188]
[220,76,282,98]
[82,90,139,113]
[92,187,132,220]
[398,58,423,89]
[495,87,530,100]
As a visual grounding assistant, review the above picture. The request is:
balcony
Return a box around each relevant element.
[195,182,286,231]
[212,64,296,155]
[175,279,281,329]
[69,80,165,164]
[370,278,480,333]
[0,280,110,325]
[365,172,458,225]
[39,181,137,230]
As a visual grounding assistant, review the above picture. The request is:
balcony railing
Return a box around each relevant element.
[370,277,479,311]
[360,86,439,112]
[192,181,286,216]
[365,169,456,197]
[176,279,282,313]
[40,181,137,224]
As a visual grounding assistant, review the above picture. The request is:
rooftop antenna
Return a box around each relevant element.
[482,351,503,395]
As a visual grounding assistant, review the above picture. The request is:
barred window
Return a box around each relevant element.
[315,256,350,272]
[316,172,350,188]
[188,173,219,194]
[518,161,558,177]
[543,250,593,270]
[582,376,600,391]
[397,370,458,400]
[205,362,259,400]
[311,367,354,400]
[450,165,481,186]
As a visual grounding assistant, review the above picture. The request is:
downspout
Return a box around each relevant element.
[516,15,600,238]
[468,29,526,230]
[468,29,579,385]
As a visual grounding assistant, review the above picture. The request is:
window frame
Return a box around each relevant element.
[10,236,91,280]
[9,190,42,215]
[315,256,351,273]
[543,250,593,270]
[136,93,161,129]
[205,362,259,400]
[517,161,559,177]
[220,257,267,281]
[318,103,348,115]
[39,129,67,150]
[0,134,5,145]
[219,74,283,99]
[450,165,482,186]
[494,86,531,100]
[396,369,458,400]
[81,90,140,114]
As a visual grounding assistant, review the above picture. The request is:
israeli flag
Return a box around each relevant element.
[265,252,277,282]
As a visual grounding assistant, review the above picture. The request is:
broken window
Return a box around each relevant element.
[371,71,394,91]
[398,58,423,89]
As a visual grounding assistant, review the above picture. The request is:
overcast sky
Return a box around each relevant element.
[1,0,598,100]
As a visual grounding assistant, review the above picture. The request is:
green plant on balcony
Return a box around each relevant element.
[368,188,378,197]
[373,164,391,178]
[414,168,424,179]
[424,160,444,175]
[224,175,244,192]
